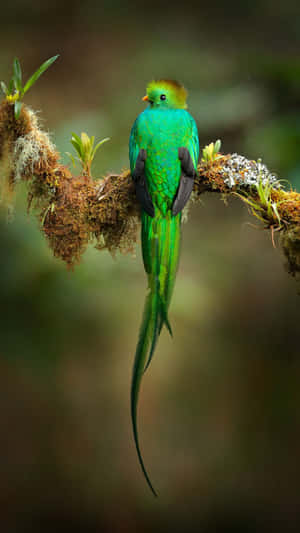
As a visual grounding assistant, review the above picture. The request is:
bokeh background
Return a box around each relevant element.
[1,1,300,531]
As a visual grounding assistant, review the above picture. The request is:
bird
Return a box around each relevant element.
[129,79,199,495]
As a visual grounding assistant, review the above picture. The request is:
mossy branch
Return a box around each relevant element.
[0,100,299,277]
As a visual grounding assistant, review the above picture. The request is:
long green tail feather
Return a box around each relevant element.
[131,210,181,494]
[143,212,181,371]
[131,291,158,497]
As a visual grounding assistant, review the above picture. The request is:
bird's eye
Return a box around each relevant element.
[160,94,166,101]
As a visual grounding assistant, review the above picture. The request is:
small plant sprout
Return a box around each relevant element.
[202,139,222,163]
[235,176,285,231]
[0,55,59,119]
[67,132,110,177]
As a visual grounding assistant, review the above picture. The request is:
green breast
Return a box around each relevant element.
[136,108,193,215]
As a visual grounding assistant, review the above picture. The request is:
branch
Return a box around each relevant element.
[0,100,299,278]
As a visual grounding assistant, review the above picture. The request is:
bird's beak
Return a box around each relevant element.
[142,95,149,102]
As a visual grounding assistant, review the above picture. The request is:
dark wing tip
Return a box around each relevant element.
[172,176,194,216]
[132,149,155,217]
[172,147,196,216]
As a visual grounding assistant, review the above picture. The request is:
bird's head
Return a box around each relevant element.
[142,79,188,109]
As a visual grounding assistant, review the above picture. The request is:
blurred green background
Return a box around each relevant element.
[1,1,300,531]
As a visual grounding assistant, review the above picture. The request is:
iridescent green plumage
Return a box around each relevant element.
[129,80,199,495]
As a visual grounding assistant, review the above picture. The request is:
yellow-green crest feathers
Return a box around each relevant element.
[146,79,188,109]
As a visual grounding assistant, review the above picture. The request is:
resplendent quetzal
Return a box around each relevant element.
[129,80,199,495]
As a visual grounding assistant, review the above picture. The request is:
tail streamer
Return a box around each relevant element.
[131,211,181,495]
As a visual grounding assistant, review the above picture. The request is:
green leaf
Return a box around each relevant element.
[8,78,14,94]
[234,192,264,212]
[80,132,91,161]
[92,137,110,158]
[214,139,221,153]
[71,132,81,144]
[88,135,95,160]
[14,100,22,119]
[81,132,91,147]
[22,55,59,96]
[0,81,8,95]
[71,134,83,158]
[13,58,22,92]
[70,139,82,157]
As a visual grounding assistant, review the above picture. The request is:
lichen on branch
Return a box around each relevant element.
[0,100,299,278]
